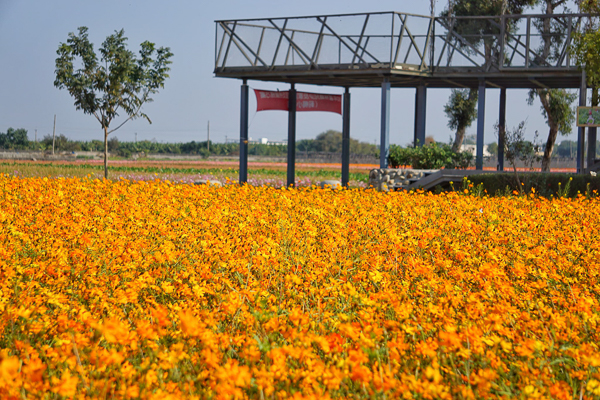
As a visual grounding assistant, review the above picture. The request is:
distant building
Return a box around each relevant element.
[460,144,492,157]
[248,137,288,146]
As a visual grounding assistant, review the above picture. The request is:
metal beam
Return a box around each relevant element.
[589,87,598,171]
[239,79,249,184]
[414,84,427,147]
[351,15,370,65]
[316,17,369,65]
[255,28,266,66]
[342,87,351,187]
[476,79,486,170]
[419,18,434,70]
[588,126,597,171]
[219,22,269,67]
[485,80,503,89]
[441,79,469,88]
[287,84,297,186]
[577,71,586,174]
[221,21,238,70]
[529,78,550,89]
[392,15,407,67]
[269,20,314,68]
[498,88,506,171]
[270,19,288,69]
[346,36,381,64]
[311,17,327,64]
[380,78,391,168]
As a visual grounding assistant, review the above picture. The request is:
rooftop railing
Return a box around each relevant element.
[214,11,589,75]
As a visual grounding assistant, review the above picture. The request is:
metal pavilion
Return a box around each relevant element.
[214,11,595,186]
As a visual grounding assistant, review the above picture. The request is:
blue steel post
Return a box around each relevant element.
[342,87,351,187]
[287,84,297,187]
[577,70,586,174]
[414,84,427,147]
[380,78,390,168]
[239,79,249,184]
[476,79,486,170]
[588,88,597,170]
[588,126,597,170]
[498,88,506,171]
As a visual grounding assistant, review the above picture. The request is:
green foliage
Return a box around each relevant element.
[54,27,173,130]
[466,173,600,198]
[444,88,478,151]
[445,89,478,131]
[553,140,581,158]
[388,143,473,169]
[527,89,577,136]
[503,121,541,169]
[297,130,377,156]
[0,128,29,149]
[41,134,81,152]
[54,26,173,177]
[571,2,600,89]
[441,0,536,60]
[487,142,498,156]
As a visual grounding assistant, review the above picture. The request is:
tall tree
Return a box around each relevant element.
[528,0,577,171]
[441,0,535,152]
[572,0,600,104]
[444,89,478,151]
[54,27,173,178]
[527,89,577,170]
[441,0,537,66]
[0,128,29,149]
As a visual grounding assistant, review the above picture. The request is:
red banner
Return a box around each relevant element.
[254,89,342,115]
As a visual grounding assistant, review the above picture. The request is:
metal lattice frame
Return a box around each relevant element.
[215,11,590,89]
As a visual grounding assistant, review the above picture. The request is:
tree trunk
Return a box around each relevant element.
[452,88,477,152]
[541,124,559,171]
[104,126,108,179]
[452,125,467,152]
[538,90,558,172]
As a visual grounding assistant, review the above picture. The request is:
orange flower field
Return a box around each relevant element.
[1,174,599,399]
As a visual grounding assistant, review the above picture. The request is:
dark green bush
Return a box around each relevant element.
[467,173,600,198]
[388,143,473,169]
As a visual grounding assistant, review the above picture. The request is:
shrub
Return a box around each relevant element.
[467,173,600,198]
[388,143,473,169]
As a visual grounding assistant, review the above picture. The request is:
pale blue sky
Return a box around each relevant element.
[0,0,581,146]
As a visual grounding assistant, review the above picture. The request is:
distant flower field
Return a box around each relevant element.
[0,175,599,399]
[0,161,369,188]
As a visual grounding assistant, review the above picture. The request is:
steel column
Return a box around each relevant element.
[287,84,297,186]
[498,88,506,171]
[342,87,351,187]
[588,88,598,170]
[239,79,249,184]
[476,79,486,170]
[414,84,427,147]
[380,78,391,168]
[588,127,597,170]
[577,71,586,174]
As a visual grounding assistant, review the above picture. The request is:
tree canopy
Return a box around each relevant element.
[444,89,478,152]
[572,1,600,93]
[526,0,577,171]
[54,27,173,178]
[0,128,29,149]
[297,130,377,156]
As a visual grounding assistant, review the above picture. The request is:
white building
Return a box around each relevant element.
[460,144,492,157]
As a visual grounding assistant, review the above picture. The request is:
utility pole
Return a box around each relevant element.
[52,115,56,155]
[207,120,210,153]
[35,129,37,143]
[135,132,137,144]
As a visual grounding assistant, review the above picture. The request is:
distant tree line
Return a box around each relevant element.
[0,128,379,158]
